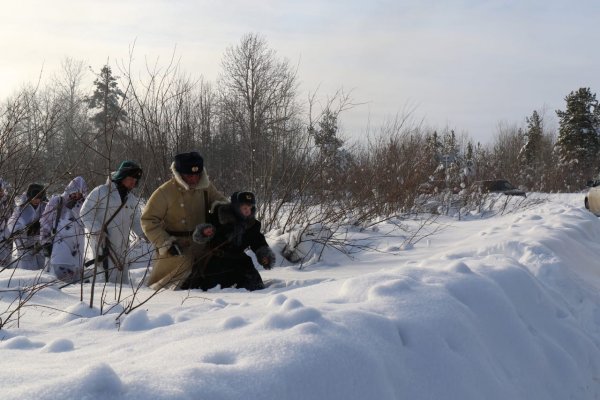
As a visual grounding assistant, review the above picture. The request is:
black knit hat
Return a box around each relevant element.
[174,152,204,175]
[231,191,256,206]
[26,183,47,202]
[111,160,143,183]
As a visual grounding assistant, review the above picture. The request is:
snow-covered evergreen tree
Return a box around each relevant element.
[309,109,353,192]
[519,110,544,189]
[555,87,600,184]
[441,130,461,191]
[520,110,543,165]
[312,109,343,158]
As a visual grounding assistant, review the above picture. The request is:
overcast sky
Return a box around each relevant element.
[1,0,599,143]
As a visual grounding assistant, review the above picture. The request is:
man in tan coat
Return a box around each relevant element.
[142,152,227,289]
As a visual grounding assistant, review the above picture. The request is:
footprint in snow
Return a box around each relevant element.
[202,351,237,365]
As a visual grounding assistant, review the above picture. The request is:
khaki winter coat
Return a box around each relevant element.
[142,163,227,289]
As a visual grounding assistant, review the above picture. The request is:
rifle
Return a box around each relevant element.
[84,254,106,267]
[96,201,127,281]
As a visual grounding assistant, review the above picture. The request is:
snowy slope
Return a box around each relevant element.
[1,193,600,400]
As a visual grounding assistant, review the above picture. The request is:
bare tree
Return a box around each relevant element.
[217,32,300,194]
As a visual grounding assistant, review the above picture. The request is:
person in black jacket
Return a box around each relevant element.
[182,191,276,291]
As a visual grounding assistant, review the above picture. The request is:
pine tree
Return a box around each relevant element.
[309,109,351,191]
[424,131,441,170]
[518,110,545,189]
[463,141,476,181]
[86,65,127,163]
[87,65,127,130]
[441,130,461,190]
[441,130,459,162]
[555,88,600,182]
[520,110,543,166]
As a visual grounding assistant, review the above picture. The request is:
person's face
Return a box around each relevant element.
[182,174,200,187]
[69,192,83,201]
[30,197,41,206]
[121,176,138,190]
[239,204,253,217]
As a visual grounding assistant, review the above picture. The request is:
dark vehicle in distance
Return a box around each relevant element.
[473,180,526,197]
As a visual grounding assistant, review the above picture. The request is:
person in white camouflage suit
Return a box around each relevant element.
[6,183,47,270]
[40,176,88,282]
[0,179,12,267]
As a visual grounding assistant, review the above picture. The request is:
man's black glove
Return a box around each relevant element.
[32,241,43,254]
[255,246,276,270]
[168,242,182,256]
[192,223,215,244]
[27,221,41,236]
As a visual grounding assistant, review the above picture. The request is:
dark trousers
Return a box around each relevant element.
[182,252,264,291]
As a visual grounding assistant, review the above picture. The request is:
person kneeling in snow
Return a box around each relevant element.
[181,191,276,291]
[40,176,88,282]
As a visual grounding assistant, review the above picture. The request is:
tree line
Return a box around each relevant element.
[0,33,598,230]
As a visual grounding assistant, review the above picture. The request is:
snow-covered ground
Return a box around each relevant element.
[2,193,600,400]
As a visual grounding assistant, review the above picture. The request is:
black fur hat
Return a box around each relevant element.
[174,152,204,175]
[26,183,47,202]
[231,191,256,206]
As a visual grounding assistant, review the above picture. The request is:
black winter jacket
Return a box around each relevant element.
[208,204,268,256]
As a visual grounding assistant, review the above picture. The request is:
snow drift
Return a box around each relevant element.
[1,194,600,399]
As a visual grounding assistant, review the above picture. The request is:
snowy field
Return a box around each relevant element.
[2,192,600,399]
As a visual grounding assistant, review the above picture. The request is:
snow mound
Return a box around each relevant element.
[120,309,174,331]
[1,335,45,350]
[41,338,74,353]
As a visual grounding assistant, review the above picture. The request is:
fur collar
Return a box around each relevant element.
[171,162,210,191]
[211,200,230,214]
[218,204,237,225]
